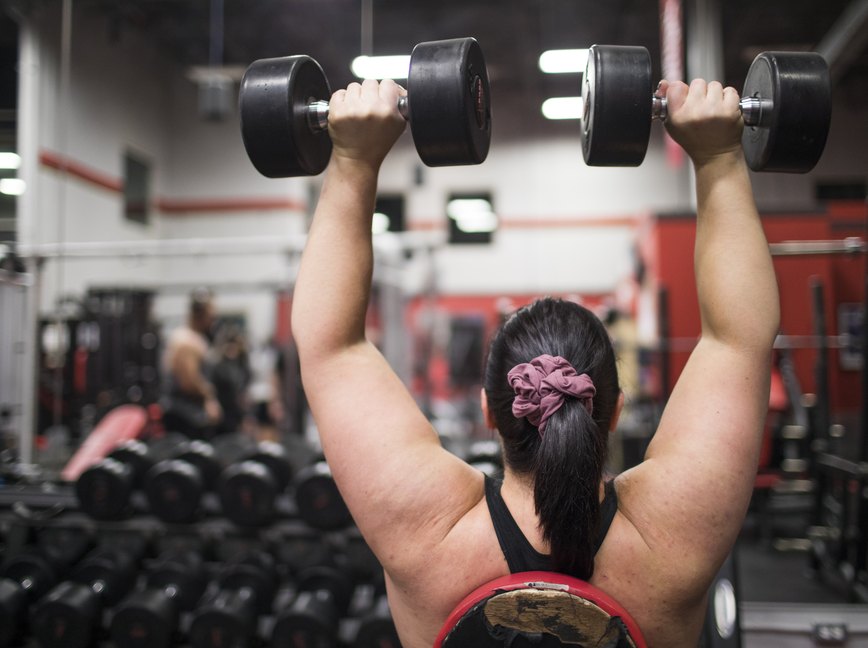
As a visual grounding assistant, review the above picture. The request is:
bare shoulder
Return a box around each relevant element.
[167,327,206,354]
[592,481,709,646]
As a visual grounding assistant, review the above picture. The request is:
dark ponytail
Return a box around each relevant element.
[534,399,607,576]
[484,298,619,580]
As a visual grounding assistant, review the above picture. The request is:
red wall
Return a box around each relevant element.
[651,201,865,415]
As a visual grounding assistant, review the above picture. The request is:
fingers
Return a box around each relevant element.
[722,86,741,114]
[665,80,690,112]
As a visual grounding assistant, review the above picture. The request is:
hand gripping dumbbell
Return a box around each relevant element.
[188,553,278,648]
[240,37,491,178]
[218,440,294,527]
[271,566,355,647]
[76,437,181,520]
[294,460,354,531]
[110,550,208,648]
[580,45,831,173]
[31,542,146,648]
[0,529,92,648]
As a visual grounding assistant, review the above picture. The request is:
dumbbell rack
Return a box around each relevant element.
[0,482,398,647]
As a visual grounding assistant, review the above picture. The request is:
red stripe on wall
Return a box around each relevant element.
[156,198,307,213]
[40,150,124,193]
[39,150,308,214]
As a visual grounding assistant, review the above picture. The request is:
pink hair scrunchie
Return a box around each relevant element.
[507,354,596,436]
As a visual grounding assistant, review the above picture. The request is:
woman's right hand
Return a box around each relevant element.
[328,78,407,171]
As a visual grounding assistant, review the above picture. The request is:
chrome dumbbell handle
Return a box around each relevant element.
[306,95,411,132]
[652,95,774,127]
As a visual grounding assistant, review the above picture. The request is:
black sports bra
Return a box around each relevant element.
[484,475,619,574]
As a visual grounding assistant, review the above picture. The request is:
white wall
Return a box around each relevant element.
[15,3,867,351]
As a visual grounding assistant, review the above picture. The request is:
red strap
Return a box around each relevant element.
[434,571,647,647]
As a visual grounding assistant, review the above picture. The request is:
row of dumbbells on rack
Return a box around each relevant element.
[0,521,398,648]
[76,436,351,530]
[2,435,502,647]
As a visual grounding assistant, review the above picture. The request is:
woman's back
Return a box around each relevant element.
[290,77,780,648]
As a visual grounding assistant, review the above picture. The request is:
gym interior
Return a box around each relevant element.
[0,1,866,646]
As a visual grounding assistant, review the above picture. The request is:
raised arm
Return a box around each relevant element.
[291,80,479,576]
[619,80,780,595]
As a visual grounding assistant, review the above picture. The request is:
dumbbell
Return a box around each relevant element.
[76,437,182,520]
[294,460,354,531]
[218,440,294,527]
[144,439,224,524]
[580,45,831,173]
[271,566,355,647]
[188,553,278,648]
[353,594,401,648]
[110,550,208,648]
[0,529,93,648]
[240,36,491,178]
[465,439,504,479]
[31,542,146,648]
[267,521,335,576]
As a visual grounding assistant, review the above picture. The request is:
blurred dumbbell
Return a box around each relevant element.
[32,541,147,648]
[271,566,354,647]
[353,594,401,648]
[188,553,278,648]
[218,441,295,527]
[294,460,353,531]
[144,440,224,524]
[465,439,503,478]
[266,521,335,576]
[76,437,181,520]
[0,529,92,648]
[110,549,208,648]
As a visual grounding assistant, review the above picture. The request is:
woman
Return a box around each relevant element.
[291,77,779,647]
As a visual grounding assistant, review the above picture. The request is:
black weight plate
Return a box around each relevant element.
[189,591,256,648]
[239,55,332,178]
[145,459,205,524]
[741,51,830,173]
[296,565,353,612]
[37,526,93,570]
[218,460,279,527]
[176,440,222,488]
[0,578,27,646]
[109,440,153,486]
[147,551,207,610]
[32,581,100,648]
[2,553,56,600]
[110,590,177,648]
[72,548,137,605]
[76,458,135,520]
[408,37,491,167]
[218,561,277,615]
[247,440,293,492]
[294,462,353,531]
[582,45,653,166]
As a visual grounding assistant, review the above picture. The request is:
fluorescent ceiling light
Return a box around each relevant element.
[541,97,584,120]
[372,211,391,234]
[447,198,497,234]
[539,49,588,74]
[351,55,411,80]
[0,178,25,196]
[0,153,21,170]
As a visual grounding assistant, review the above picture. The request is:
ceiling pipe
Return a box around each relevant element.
[816,0,868,84]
